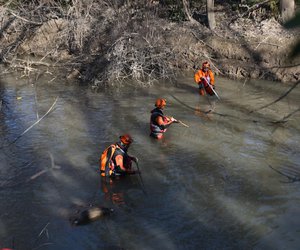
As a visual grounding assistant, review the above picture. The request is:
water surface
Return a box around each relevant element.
[0,72,299,250]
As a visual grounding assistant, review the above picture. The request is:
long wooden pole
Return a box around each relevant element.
[177,120,189,128]
[203,77,221,100]
[133,161,147,196]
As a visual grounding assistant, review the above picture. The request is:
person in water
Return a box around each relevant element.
[194,61,215,96]
[150,98,178,139]
[100,134,138,177]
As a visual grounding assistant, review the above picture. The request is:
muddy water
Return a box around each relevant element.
[0,72,299,250]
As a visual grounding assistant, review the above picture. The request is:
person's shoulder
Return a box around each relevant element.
[114,148,124,156]
[152,108,162,114]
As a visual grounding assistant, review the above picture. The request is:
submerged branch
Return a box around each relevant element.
[170,94,212,114]
[250,80,300,113]
[271,108,300,124]
[8,97,58,146]
[27,152,61,182]
[268,165,300,183]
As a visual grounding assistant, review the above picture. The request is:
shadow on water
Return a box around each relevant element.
[0,73,299,249]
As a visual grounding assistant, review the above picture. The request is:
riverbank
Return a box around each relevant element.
[0,1,299,86]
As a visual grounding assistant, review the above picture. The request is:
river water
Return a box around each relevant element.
[0,72,299,250]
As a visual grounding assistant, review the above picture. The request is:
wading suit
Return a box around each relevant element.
[194,68,215,96]
[150,107,172,139]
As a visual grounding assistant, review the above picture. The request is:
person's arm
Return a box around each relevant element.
[156,116,177,128]
[194,71,202,84]
[115,155,126,172]
[115,155,135,174]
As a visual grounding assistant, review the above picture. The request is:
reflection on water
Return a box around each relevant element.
[0,73,299,250]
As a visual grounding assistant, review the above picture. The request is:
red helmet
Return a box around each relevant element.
[119,134,133,145]
[202,61,210,69]
[155,98,166,108]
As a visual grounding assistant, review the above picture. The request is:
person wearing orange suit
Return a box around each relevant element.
[150,98,178,139]
[194,61,215,96]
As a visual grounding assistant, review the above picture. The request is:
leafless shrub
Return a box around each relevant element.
[0,0,195,86]
[103,33,177,86]
[89,9,182,87]
[64,0,105,54]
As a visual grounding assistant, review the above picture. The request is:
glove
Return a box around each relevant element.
[171,117,179,123]
[200,77,205,80]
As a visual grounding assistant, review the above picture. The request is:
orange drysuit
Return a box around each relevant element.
[194,69,215,96]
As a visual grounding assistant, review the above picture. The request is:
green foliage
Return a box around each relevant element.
[168,4,186,21]
[157,0,184,21]
[268,0,279,16]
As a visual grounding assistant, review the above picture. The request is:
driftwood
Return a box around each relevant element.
[4,59,62,75]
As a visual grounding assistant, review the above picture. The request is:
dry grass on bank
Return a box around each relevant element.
[0,1,190,86]
[0,1,299,85]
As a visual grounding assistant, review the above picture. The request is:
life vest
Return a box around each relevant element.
[150,108,167,137]
[100,143,131,177]
[100,144,117,177]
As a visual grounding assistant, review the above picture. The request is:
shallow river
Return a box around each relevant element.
[0,72,299,250]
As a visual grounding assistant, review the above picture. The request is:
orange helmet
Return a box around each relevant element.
[119,134,133,145]
[155,98,166,108]
[202,61,210,69]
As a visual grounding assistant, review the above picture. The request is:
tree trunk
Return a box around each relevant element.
[280,0,295,23]
[206,0,216,30]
